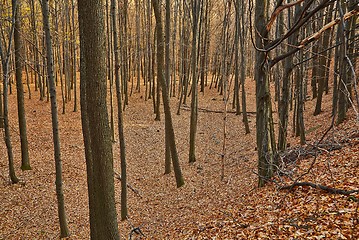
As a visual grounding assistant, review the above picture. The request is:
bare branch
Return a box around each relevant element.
[266,0,305,32]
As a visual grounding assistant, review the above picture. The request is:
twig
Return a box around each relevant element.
[279,182,359,196]
[114,172,142,197]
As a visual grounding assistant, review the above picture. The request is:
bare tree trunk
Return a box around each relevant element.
[314,6,333,115]
[152,0,185,188]
[0,75,3,128]
[254,0,277,187]
[72,0,77,112]
[111,0,128,221]
[78,0,120,238]
[189,0,200,164]
[12,0,31,170]
[135,0,141,93]
[42,0,70,237]
[278,5,301,151]
[164,0,171,173]
[0,18,19,184]
[239,0,250,134]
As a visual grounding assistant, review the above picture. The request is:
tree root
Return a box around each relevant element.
[279,182,359,196]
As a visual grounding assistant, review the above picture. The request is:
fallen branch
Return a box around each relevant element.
[219,210,249,228]
[114,172,142,197]
[129,226,145,240]
[127,217,145,240]
[279,182,359,196]
[181,105,256,115]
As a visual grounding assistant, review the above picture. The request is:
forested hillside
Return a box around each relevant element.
[0,0,358,239]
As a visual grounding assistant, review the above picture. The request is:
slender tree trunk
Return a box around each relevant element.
[311,20,319,99]
[111,0,128,221]
[314,6,333,116]
[337,1,349,124]
[278,5,301,151]
[152,0,184,188]
[106,0,115,141]
[164,0,171,173]
[234,0,241,115]
[0,77,3,129]
[0,21,19,184]
[239,0,250,134]
[189,0,200,164]
[30,0,41,95]
[42,0,70,237]
[135,0,141,93]
[72,0,77,112]
[12,0,31,170]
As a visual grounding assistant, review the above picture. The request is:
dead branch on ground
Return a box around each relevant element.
[279,182,359,196]
[114,172,142,197]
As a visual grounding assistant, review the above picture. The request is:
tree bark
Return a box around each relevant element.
[254,0,278,187]
[189,0,200,164]
[152,0,185,188]
[12,0,31,170]
[111,0,128,221]
[0,18,19,184]
[78,0,120,238]
[41,0,70,237]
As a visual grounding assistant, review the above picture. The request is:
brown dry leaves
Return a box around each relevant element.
[0,79,358,239]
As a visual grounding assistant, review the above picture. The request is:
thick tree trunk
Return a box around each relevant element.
[78,0,120,238]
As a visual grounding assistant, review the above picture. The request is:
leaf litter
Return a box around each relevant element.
[0,79,358,239]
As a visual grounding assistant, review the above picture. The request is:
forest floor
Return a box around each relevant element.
[0,77,358,239]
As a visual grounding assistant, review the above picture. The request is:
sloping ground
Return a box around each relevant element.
[0,79,358,239]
